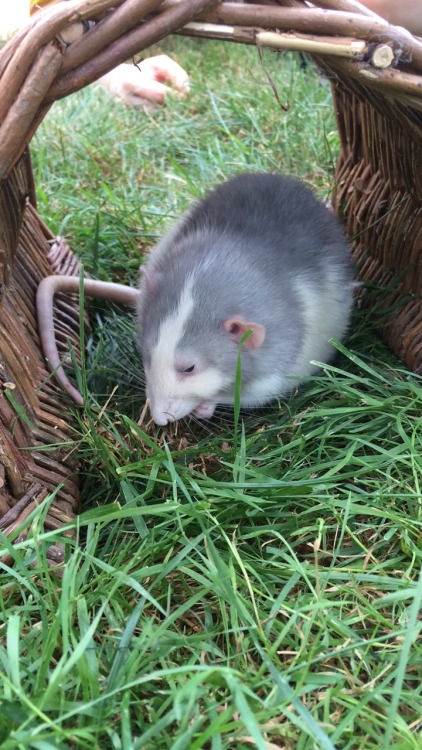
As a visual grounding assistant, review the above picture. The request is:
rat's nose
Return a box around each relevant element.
[150,402,177,426]
[153,412,171,426]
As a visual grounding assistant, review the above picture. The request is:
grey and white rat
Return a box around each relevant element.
[37,172,354,424]
[138,172,354,424]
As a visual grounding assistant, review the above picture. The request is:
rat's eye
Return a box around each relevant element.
[175,359,198,375]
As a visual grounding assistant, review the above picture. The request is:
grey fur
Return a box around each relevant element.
[138,172,354,423]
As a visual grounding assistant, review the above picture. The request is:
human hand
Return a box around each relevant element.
[98,55,190,109]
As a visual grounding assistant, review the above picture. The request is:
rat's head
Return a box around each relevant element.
[138,268,265,426]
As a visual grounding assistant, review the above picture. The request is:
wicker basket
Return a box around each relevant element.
[1,0,421,562]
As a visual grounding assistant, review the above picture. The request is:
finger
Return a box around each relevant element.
[99,66,173,107]
[138,55,190,95]
[121,77,172,106]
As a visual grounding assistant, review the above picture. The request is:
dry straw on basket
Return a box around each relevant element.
[0,0,421,563]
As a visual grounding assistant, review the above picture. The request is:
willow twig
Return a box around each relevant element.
[59,0,165,75]
[370,44,394,69]
[0,0,124,124]
[326,56,422,111]
[309,0,384,21]
[0,483,43,530]
[45,0,218,102]
[195,5,422,71]
[183,23,368,60]
[359,66,422,97]
[257,31,367,59]
[0,44,63,179]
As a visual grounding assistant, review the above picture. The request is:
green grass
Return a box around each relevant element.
[1,38,421,750]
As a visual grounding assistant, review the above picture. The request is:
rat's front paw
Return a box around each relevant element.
[192,401,216,419]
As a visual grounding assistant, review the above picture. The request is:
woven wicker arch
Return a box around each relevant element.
[1,0,421,563]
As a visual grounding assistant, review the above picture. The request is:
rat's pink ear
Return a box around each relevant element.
[223,317,266,349]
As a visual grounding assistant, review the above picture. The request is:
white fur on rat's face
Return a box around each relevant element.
[145,279,230,425]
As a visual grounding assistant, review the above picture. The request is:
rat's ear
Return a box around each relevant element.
[223,317,266,349]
